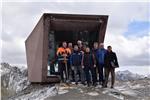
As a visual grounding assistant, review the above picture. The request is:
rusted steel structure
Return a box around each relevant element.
[25,13,108,83]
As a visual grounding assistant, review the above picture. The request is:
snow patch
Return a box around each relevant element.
[86,91,99,96]
[58,89,69,95]
[58,86,69,95]
[11,86,57,100]
[121,90,137,96]
[78,88,84,93]
[103,88,124,100]
[115,86,128,91]
[129,84,145,89]
[108,92,124,100]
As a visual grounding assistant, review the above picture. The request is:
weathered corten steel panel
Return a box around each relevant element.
[25,15,44,82]
[25,13,108,83]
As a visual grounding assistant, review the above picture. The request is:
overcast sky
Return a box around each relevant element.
[1,1,150,74]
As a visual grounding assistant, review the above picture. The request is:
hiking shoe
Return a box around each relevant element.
[99,82,102,85]
[87,83,90,87]
[81,82,86,86]
[75,82,78,85]
[111,86,114,88]
[102,85,107,88]
[93,83,97,87]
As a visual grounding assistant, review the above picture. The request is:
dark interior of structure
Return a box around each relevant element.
[47,31,100,76]
[55,30,99,47]
[47,18,101,76]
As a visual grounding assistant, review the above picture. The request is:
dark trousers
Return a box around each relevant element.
[71,70,75,81]
[58,61,67,82]
[67,61,72,80]
[104,67,115,87]
[98,64,104,83]
[92,67,97,84]
[84,66,97,84]
[73,66,85,83]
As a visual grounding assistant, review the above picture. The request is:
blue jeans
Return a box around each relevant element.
[98,64,104,83]
[73,66,85,83]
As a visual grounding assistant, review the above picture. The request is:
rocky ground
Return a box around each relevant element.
[8,79,150,100]
[1,62,150,100]
[1,63,30,100]
[45,79,150,100]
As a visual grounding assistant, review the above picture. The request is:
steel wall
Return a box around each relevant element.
[25,15,44,82]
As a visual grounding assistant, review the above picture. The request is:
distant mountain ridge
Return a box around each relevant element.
[115,70,146,81]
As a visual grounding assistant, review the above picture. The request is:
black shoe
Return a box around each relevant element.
[87,83,90,87]
[102,85,107,88]
[111,86,114,88]
[99,82,102,85]
[102,82,105,87]
[75,82,78,85]
[78,79,81,82]
[71,79,75,82]
[81,82,86,86]
[93,83,97,87]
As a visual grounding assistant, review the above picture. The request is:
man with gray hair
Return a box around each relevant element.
[97,43,107,86]
[77,40,82,50]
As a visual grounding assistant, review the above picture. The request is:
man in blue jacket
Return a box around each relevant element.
[97,43,107,86]
[70,45,85,85]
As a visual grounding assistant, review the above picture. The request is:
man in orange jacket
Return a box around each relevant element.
[57,41,71,83]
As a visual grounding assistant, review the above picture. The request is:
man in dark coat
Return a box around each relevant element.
[104,46,119,88]
[82,47,97,87]
[92,42,99,85]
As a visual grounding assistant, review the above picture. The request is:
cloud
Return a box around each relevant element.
[1,37,26,65]
[1,2,150,68]
[2,0,150,2]
[104,31,150,66]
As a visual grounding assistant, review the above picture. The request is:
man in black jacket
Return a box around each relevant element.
[104,46,119,88]
[92,42,99,85]
[82,47,97,87]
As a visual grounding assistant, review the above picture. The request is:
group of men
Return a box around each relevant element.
[56,40,119,88]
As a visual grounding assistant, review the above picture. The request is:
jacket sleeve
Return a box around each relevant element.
[70,54,73,66]
[92,53,96,65]
[80,53,83,65]
[56,48,63,58]
[104,53,107,67]
[114,53,119,67]
[56,48,60,56]
[81,54,84,66]
[97,50,99,59]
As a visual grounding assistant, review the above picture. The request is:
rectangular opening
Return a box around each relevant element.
[47,30,99,76]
